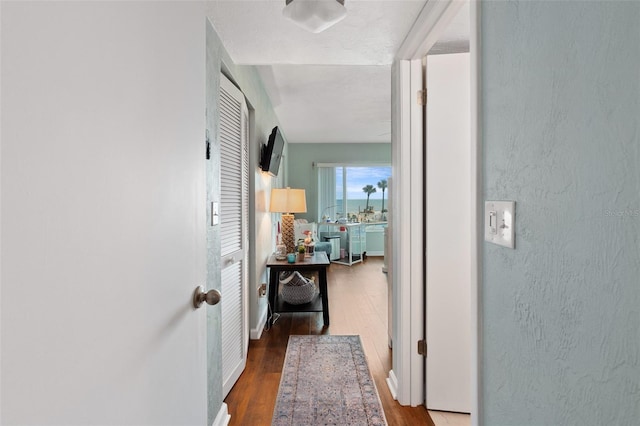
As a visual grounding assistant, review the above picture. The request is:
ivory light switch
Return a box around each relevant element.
[485,201,515,249]
[212,202,219,226]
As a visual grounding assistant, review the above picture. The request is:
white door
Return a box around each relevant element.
[425,53,472,413]
[219,74,249,397]
[1,2,208,423]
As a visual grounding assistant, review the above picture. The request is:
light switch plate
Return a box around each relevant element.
[484,201,515,249]
[211,202,219,226]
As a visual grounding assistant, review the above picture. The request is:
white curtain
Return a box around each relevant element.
[317,166,336,221]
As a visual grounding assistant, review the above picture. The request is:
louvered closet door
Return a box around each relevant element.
[220,74,249,398]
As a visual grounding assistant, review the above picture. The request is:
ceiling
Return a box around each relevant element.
[207,1,469,144]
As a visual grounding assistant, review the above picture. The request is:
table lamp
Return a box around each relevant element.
[270,187,307,254]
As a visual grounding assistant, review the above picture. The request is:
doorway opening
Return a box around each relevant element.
[389,1,480,425]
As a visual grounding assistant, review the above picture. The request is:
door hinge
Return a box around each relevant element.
[417,339,427,357]
[417,89,427,106]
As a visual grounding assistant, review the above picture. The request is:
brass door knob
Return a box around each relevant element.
[193,286,221,308]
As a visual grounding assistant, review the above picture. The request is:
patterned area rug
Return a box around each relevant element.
[272,335,388,425]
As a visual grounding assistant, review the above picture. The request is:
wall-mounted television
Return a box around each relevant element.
[260,126,285,176]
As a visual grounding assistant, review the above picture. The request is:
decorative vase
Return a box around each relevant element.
[275,243,287,260]
[297,252,305,262]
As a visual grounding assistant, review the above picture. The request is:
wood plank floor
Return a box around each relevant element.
[224,256,434,425]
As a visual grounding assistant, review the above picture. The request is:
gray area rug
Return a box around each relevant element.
[272,335,388,425]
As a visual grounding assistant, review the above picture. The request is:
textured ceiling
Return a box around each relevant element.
[207,1,428,65]
[257,64,392,143]
[207,1,469,143]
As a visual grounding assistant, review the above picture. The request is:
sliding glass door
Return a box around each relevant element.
[317,165,391,223]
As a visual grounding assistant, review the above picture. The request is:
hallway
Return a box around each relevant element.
[224,257,434,425]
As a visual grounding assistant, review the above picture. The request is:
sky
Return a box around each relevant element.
[338,166,391,200]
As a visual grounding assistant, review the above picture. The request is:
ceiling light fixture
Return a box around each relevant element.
[283,0,347,34]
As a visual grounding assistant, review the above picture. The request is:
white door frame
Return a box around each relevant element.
[387,57,425,407]
[390,1,482,424]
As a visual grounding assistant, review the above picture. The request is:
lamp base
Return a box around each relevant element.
[281,213,296,254]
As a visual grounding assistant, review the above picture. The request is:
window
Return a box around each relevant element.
[317,165,391,222]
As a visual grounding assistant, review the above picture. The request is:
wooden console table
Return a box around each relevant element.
[267,251,330,327]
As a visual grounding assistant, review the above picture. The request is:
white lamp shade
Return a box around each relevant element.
[270,188,307,214]
[282,0,347,34]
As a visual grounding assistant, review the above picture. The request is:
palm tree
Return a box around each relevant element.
[362,184,376,212]
[377,179,387,213]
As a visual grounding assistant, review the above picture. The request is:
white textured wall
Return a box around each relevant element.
[482,2,640,424]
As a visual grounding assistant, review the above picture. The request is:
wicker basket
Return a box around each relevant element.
[279,271,318,305]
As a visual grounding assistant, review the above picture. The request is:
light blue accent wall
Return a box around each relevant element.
[205,21,224,426]
[206,20,280,423]
[214,34,284,338]
[287,143,391,221]
[481,2,640,424]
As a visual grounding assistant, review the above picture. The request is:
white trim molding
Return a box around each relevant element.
[211,402,231,426]
[386,369,399,401]
[388,58,424,406]
[313,161,391,168]
[470,1,482,424]
[396,0,466,60]
[250,303,268,340]
[408,57,425,407]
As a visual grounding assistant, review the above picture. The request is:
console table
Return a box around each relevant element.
[266,251,330,327]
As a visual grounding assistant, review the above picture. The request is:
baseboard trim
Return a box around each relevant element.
[250,304,267,340]
[211,402,230,426]
[386,369,399,400]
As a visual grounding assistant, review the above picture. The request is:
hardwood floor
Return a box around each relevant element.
[224,256,434,425]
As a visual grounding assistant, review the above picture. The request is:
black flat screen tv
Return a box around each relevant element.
[261,126,284,176]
